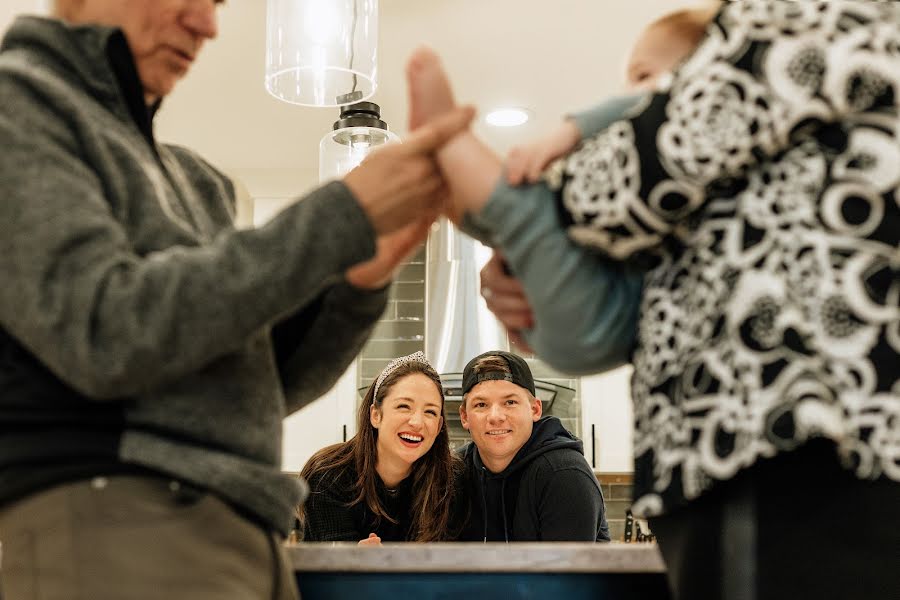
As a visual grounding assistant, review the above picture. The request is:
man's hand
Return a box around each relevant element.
[505,120,580,186]
[345,106,475,235]
[346,207,439,290]
[480,251,535,352]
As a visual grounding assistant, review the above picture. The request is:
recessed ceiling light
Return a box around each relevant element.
[485,108,529,127]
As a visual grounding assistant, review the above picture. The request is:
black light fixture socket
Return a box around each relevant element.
[333,101,388,131]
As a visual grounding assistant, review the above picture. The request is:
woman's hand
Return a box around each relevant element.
[358,533,383,546]
[505,120,580,186]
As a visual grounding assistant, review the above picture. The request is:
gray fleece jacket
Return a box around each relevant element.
[0,16,387,534]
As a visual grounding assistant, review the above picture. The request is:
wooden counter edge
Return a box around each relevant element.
[287,542,666,574]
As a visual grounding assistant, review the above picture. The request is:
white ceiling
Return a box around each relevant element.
[3,0,683,194]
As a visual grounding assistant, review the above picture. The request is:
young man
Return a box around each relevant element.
[457,350,609,542]
[0,1,471,598]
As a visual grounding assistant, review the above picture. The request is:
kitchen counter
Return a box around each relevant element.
[289,542,670,599]
[288,541,664,572]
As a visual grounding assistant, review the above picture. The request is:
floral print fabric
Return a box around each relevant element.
[551,0,900,517]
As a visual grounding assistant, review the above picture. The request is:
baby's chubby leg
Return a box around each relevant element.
[406,47,457,130]
[405,47,501,221]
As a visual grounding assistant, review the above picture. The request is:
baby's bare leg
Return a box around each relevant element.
[406,47,456,130]
[406,47,502,220]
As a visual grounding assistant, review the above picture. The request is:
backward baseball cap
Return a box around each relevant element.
[461,350,536,396]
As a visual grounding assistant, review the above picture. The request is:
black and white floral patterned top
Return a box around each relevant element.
[551,0,900,517]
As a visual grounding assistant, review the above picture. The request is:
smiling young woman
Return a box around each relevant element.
[297,352,464,544]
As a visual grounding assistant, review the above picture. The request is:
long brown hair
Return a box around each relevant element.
[299,360,460,541]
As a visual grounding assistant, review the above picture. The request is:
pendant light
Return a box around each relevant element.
[319,102,399,182]
[266,0,379,107]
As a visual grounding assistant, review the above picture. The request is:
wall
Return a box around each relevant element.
[0,1,44,33]
[582,366,634,473]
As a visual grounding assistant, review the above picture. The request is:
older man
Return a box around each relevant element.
[0,1,470,598]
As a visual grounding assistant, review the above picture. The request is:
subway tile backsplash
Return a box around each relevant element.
[598,480,635,542]
[357,247,427,394]
[395,301,425,320]
[364,339,426,359]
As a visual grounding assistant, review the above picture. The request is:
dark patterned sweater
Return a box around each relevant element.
[548,0,900,517]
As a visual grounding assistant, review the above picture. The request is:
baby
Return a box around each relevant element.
[404,5,718,360]
[505,5,717,189]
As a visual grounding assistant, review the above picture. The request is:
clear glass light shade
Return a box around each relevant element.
[266,0,378,107]
[319,126,399,182]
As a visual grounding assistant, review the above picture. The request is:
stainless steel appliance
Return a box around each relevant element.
[425,219,577,446]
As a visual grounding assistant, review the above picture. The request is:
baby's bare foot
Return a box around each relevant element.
[406,46,457,131]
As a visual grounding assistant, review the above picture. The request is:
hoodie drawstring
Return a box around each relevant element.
[500,479,509,543]
[480,466,488,543]
[481,466,510,543]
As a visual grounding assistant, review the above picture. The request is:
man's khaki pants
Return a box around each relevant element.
[0,476,299,600]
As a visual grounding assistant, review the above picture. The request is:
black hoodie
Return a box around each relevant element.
[458,416,610,542]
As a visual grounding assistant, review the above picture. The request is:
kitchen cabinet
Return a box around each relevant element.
[580,366,634,472]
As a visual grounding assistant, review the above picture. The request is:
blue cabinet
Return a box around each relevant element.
[289,542,671,600]
[297,571,670,599]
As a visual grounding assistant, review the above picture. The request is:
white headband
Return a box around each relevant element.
[373,351,433,401]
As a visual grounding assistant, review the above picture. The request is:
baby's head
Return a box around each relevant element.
[625,4,719,92]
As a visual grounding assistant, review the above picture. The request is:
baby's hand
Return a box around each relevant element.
[506,120,580,186]
[358,533,383,547]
